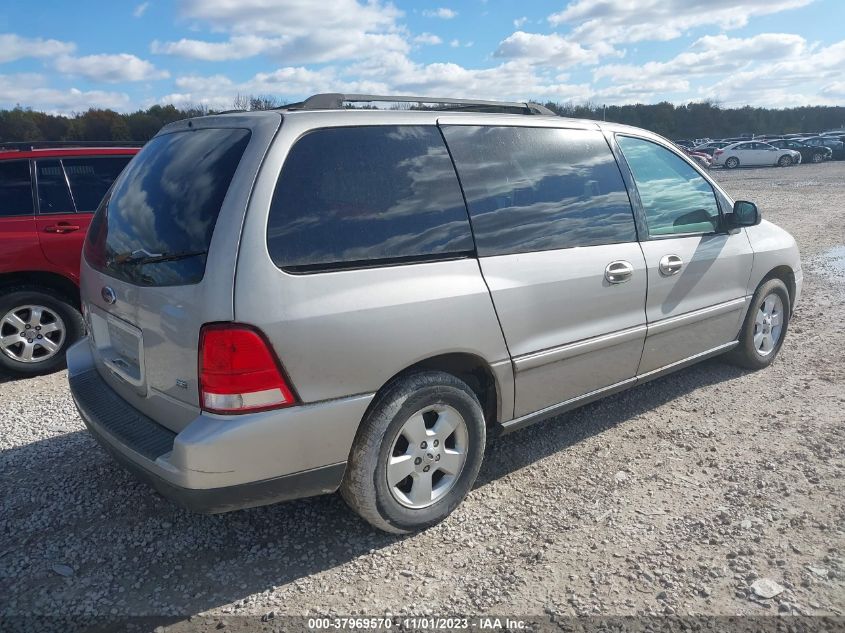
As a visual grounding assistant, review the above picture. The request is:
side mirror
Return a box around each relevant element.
[728,200,761,227]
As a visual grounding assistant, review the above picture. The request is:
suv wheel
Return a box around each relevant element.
[0,286,84,376]
[341,371,486,533]
[725,157,739,169]
[778,154,793,167]
[726,278,790,370]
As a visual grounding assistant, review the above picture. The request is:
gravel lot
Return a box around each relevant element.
[1,162,843,627]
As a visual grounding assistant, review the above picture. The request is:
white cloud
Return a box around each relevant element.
[0,33,76,63]
[699,39,845,106]
[54,53,169,83]
[422,8,457,19]
[152,36,278,61]
[449,39,461,48]
[154,0,407,63]
[494,31,599,67]
[166,67,386,110]
[133,2,150,17]
[413,33,443,45]
[821,81,845,98]
[513,16,528,28]
[594,78,691,104]
[0,73,129,114]
[549,0,815,44]
[595,33,808,82]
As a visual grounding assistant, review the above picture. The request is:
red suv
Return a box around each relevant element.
[0,143,139,375]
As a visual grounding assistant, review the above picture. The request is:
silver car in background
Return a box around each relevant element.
[713,140,802,168]
[67,94,802,533]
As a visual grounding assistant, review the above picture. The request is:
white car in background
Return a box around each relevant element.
[713,141,802,169]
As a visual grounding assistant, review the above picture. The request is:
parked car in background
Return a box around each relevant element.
[693,141,731,156]
[0,143,140,375]
[799,136,845,159]
[713,141,801,169]
[768,139,832,164]
[67,93,801,533]
[682,147,712,169]
[674,139,694,149]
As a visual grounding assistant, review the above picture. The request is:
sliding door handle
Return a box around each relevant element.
[605,260,634,284]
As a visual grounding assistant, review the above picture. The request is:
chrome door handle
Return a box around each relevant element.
[605,260,634,284]
[44,223,81,233]
[659,254,684,275]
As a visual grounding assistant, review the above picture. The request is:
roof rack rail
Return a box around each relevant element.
[284,93,556,116]
[0,140,145,152]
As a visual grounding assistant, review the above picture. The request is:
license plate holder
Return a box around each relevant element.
[89,307,145,386]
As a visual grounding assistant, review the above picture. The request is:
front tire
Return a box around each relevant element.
[811,152,825,163]
[727,278,790,370]
[341,371,486,534]
[725,157,739,169]
[778,154,793,167]
[0,286,84,376]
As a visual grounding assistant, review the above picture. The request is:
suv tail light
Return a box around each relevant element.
[199,324,297,414]
[714,149,724,156]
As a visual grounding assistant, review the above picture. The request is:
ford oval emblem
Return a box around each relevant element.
[101,286,116,305]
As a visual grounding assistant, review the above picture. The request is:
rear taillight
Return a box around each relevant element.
[199,324,296,414]
[714,149,724,156]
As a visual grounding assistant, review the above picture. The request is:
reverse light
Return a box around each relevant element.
[199,324,296,414]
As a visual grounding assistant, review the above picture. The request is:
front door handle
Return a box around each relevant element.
[44,222,80,234]
[659,254,684,275]
[605,260,634,284]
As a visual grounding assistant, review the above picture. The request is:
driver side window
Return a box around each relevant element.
[617,135,720,237]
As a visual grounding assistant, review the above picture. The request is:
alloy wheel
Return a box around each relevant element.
[0,305,66,363]
[387,404,469,509]
[753,293,784,357]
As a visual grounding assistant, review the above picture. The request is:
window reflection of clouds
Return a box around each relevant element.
[267,126,473,268]
[443,126,637,255]
[97,128,250,285]
[616,136,719,235]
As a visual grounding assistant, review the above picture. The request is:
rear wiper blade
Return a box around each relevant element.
[120,250,207,266]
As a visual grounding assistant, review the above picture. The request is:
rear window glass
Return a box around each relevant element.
[0,161,33,216]
[85,128,250,286]
[36,160,75,214]
[266,125,473,272]
[64,156,132,212]
[442,126,637,256]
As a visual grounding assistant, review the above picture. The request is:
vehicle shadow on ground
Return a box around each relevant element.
[1,357,747,620]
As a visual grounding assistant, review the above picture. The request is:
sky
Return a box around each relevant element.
[1,0,844,114]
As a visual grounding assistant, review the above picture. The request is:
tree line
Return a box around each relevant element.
[1,97,843,144]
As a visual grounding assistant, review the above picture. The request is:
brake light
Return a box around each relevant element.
[199,324,296,414]
[714,149,724,156]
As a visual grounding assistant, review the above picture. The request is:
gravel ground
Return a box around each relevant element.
[1,162,843,627]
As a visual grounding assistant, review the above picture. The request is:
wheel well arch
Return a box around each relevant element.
[379,353,501,428]
[761,265,796,307]
[0,271,80,309]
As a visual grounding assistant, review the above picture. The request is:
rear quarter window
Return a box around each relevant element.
[0,161,33,216]
[64,156,132,212]
[266,125,474,272]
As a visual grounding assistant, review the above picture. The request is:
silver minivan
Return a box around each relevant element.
[68,94,802,533]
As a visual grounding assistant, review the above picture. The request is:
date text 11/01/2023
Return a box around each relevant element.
[307,617,528,630]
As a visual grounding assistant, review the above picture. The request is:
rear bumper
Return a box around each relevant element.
[67,339,373,513]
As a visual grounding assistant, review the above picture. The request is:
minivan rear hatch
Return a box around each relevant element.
[80,113,281,432]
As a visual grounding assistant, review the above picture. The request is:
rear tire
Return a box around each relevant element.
[778,154,793,167]
[726,278,790,370]
[811,152,824,163]
[0,286,84,376]
[725,157,739,169]
[341,371,486,534]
